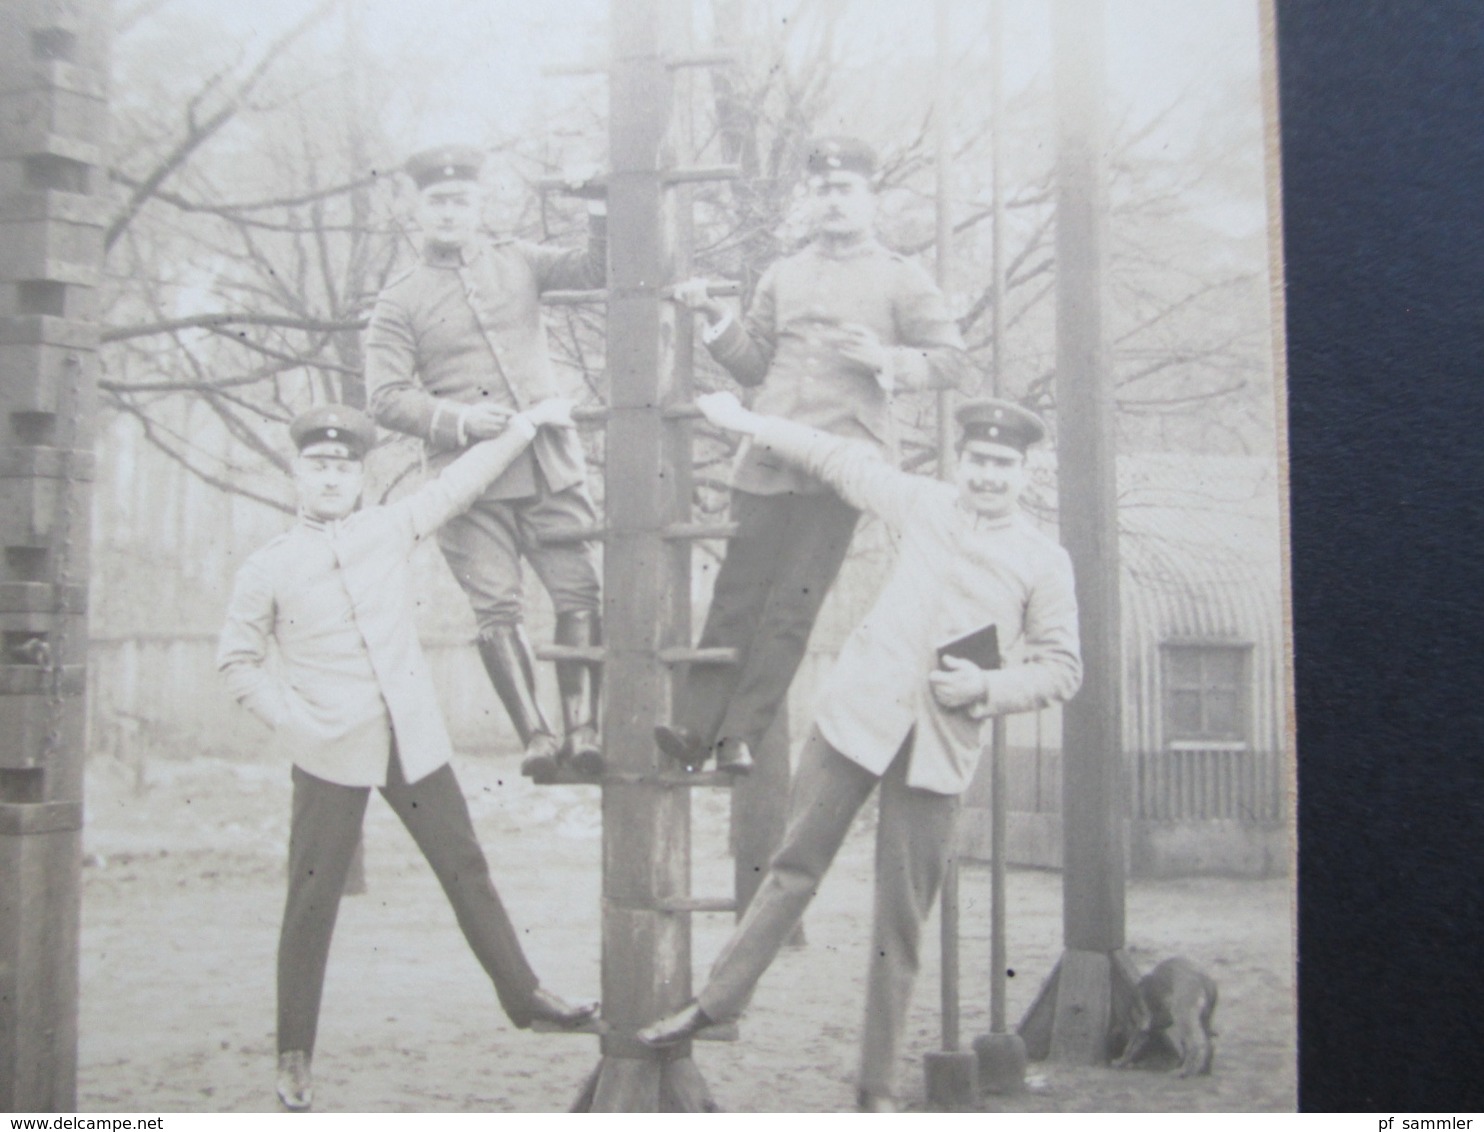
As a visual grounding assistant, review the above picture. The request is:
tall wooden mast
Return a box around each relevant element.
[1019,0,1139,1065]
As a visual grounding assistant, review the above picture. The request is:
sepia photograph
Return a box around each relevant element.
[0,0,1296,1114]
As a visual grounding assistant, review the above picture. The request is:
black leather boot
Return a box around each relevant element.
[554,610,604,778]
[477,625,561,782]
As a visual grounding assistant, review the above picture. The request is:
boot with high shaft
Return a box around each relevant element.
[554,610,604,778]
[477,624,561,782]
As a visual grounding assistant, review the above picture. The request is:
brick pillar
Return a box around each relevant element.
[0,0,110,1111]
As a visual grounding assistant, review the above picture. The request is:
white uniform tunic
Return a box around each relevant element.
[751,417,1084,795]
[217,421,539,787]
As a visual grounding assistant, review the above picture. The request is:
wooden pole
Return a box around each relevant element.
[933,0,954,484]
[987,0,1009,1038]
[0,0,110,1109]
[938,863,961,1048]
[577,0,715,1110]
[922,0,979,1110]
[933,0,958,1048]
[970,0,1029,1095]
[933,0,959,1040]
[1017,0,1139,1066]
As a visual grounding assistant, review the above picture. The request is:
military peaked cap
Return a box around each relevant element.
[405,144,485,190]
[805,136,877,178]
[289,404,377,460]
[954,398,1047,453]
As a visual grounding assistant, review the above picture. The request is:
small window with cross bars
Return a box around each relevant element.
[1162,643,1251,747]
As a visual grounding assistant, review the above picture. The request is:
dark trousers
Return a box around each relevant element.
[437,476,602,633]
[680,490,860,749]
[697,728,960,1097]
[277,753,540,1055]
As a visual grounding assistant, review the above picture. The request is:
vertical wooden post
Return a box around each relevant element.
[577,0,715,1111]
[971,6,1029,1093]
[0,0,110,1110]
[933,0,960,1050]
[987,0,1011,1035]
[921,0,981,1110]
[1017,0,1140,1066]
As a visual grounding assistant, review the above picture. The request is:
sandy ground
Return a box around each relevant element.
[75,749,1296,1113]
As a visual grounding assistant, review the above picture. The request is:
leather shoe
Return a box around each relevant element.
[275,1050,312,1112]
[714,736,753,775]
[563,727,605,779]
[856,1090,897,1113]
[636,1000,713,1048]
[526,986,599,1029]
[520,732,563,783]
[654,724,709,771]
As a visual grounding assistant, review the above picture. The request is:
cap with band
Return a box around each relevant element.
[289,405,377,460]
[405,144,485,191]
[804,136,877,179]
[954,398,1047,454]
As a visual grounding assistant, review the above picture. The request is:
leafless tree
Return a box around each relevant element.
[99,0,1273,522]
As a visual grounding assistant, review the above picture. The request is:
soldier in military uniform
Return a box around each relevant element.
[639,393,1082,1111]
[217,403,598,1112]
[656,136,976,775]
[366,145,605,782]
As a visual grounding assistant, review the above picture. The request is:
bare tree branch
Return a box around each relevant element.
[99,357,300,394]
[1118,382,1246,411]
[108,170,380,217]
[103,312,365,344]
[108,394,294,514]
[105,0,338,251]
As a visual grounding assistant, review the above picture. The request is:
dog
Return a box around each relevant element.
[1114,957,1218,1077]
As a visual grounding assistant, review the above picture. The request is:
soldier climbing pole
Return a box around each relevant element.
[0,0,110,1110]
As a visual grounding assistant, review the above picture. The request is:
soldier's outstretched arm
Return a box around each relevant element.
[693,264,778,387]
[694,392,923,528]
[401,398,576,539]
[525,204,608,292]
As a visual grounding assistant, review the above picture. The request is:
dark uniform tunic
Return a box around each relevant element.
[365,223,605,628]
[679,236,975,752]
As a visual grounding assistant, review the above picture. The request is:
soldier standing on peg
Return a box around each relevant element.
[639,393,1081,1112]
[217,402,599,1112]
[366,145,606,782]
[656,136,975,776]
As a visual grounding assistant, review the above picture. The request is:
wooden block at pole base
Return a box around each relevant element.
[660,1056,720,1112]
[923,1049,977,1111]
[1017,955,1060,1061]
[972,1031,1027,1095]
[576,1055,718,1113]
[1108,948,1145,1059]
[1048,949,1112,1066]
[587,1056,660,1112]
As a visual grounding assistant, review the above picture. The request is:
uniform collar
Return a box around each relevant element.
[808,234,881,262]
[956,501,1018,533]
[297,509,351,535]
[422,239,482,268]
